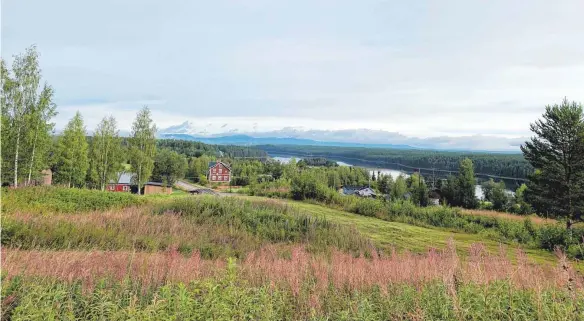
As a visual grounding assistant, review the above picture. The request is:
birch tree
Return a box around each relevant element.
[1,47,41,186]
[129,106,157,194]
[1,46,56,186]
[54,112,89,187]
[24,84,57,185]
[89,116,124,190]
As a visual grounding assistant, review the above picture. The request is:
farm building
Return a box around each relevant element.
[107,172,133,192]
[208,161,231,183]
[339,186,377,198]
[143,182,173,195]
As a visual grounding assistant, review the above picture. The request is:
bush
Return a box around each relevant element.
[2,186,143,214]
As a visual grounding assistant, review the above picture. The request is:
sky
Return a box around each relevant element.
[2,0,584,140]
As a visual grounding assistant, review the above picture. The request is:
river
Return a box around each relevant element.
[271,155,513,200]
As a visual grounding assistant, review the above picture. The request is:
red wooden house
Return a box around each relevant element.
[106,172,133,192]
[208,161,231,183]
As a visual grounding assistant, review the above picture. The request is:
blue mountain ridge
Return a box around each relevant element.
[158,133,521,154]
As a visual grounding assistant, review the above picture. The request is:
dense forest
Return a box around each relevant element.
[258,145,532,181]
[156,139,267,158]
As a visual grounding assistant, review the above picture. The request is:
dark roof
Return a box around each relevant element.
[355,188,376,197]
[145,181,172,187]
[189,188,217,195]
[208,161,231,170]
[341,186,376,197]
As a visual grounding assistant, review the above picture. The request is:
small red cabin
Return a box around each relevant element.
[208,161,231,183]
[107,172,133,192]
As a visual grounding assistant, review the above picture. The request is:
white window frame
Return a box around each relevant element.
[212,175,216,181]
[218,168,222,174]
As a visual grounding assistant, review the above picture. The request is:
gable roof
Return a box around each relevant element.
[341,186,375,196]
[110,172,134,185]
[208,161,231,171]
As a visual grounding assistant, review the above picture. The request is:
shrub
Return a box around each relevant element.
[2,186,143,214]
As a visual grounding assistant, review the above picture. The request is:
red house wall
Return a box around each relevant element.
[209,163,231,182]
[107,184,131,192]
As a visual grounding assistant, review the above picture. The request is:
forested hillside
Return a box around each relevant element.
[156,139,267,158]
[258,145,532,179]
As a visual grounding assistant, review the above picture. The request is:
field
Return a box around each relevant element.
[2,187,583,320]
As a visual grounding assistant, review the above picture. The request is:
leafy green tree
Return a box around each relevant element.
[23,84,57,185]
[490,181,509,211]
[512,184,532,214]
[152,149,187,186]
[129,106,157,194]
[1,46,56,186]
[54,112,89,187]
[481,179,497,201]
[391,175,408,200]
[456,158,477,209]
[187,155,213,182]
[521,98,584,229]
[88,116,124,190]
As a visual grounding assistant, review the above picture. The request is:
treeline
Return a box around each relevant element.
[257,145,532,179]
[156,139,267,158]
[298,157,338,167]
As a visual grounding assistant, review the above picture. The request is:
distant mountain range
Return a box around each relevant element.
[158,121,526,153]
[159,133,418,150]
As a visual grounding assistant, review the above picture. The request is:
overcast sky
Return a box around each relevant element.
[2,0,584,138]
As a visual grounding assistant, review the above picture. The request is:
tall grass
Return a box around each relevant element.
[2,186,144,214]
[2,243,583,320]
[3,197,372,258]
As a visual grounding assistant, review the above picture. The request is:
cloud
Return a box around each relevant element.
[3,0,584,138]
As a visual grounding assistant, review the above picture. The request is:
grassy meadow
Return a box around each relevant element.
[1,187,583,320]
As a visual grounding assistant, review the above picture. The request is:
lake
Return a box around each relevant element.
[271,155,511,200]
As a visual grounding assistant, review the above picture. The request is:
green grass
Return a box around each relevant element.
[235,196,564,267]
[1,186,145,214]
[3,274,582,321]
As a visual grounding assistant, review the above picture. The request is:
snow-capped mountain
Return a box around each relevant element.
[158,123,527,152]
[159,121,207,136]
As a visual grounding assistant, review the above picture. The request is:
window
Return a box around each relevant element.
[224,176,229,181]
[212,175,216,181]
[123,185,129,191]
[218,168,222,174]
[212,168,216,173]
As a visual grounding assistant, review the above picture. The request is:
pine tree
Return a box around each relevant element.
[89,116,124,190]
[54,112,89,187]
[521,98,584,229]
[408,172,429,206]
[129,106,157,194]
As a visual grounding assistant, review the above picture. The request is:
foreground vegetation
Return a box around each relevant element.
[2,187,583,320]
[3,248,582,320]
